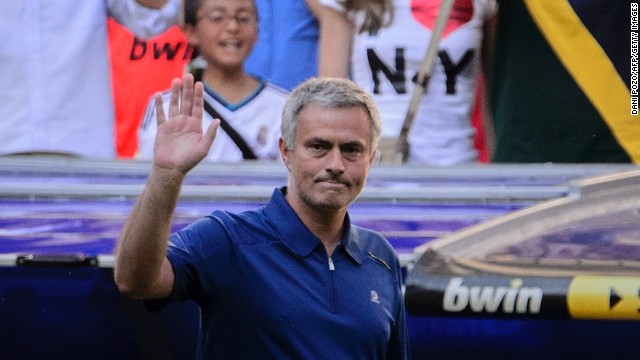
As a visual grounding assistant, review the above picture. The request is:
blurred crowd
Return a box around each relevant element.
[0,0,635,164]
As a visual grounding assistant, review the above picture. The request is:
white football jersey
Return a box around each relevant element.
[320,0,497,165]
[138,80,288,162]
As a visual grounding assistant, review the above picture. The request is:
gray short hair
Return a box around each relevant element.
[281,77,382,152]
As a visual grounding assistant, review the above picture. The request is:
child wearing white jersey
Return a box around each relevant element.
[317,0,497,166]
[138,0,287,162]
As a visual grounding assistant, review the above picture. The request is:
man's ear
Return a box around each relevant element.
[279,137,292,171]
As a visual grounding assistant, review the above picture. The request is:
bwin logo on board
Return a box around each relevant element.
[443,277,543,314]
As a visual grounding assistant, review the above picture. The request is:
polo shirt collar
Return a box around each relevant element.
[266,187,363,264]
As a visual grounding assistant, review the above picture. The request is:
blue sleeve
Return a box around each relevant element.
[146,213,236,311]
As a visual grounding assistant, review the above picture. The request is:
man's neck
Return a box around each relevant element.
[285,192,347,257]
[304,209,346,257]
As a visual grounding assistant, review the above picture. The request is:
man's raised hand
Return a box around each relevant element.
[153,74,220,175]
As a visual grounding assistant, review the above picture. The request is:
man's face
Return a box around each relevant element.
[280,102,376,213]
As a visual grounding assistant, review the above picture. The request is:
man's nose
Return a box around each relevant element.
[326,148,345,173]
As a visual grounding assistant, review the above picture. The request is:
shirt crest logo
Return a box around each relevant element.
[370,290,380,304]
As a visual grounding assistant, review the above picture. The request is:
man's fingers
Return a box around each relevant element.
[203,118,221,150]
[180,73,195,116]
[168,78,181,119]
[192,81,204,121]
[154,92,167,126]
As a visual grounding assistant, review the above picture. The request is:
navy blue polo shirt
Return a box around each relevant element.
[161,187,409,359]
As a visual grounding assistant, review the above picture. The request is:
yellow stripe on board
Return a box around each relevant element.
[567,276,640,321]
[524,0,640,163]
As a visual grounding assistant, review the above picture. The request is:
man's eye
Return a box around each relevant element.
[343,145,363,154]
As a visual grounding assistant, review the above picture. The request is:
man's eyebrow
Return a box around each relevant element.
[341,140,365,146]
[303,137,365,147]
[303,137,330,144]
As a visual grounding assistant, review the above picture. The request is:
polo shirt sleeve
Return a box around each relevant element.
[146,213,237,310]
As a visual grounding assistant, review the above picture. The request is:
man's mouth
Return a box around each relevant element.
[316,178,349,187]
